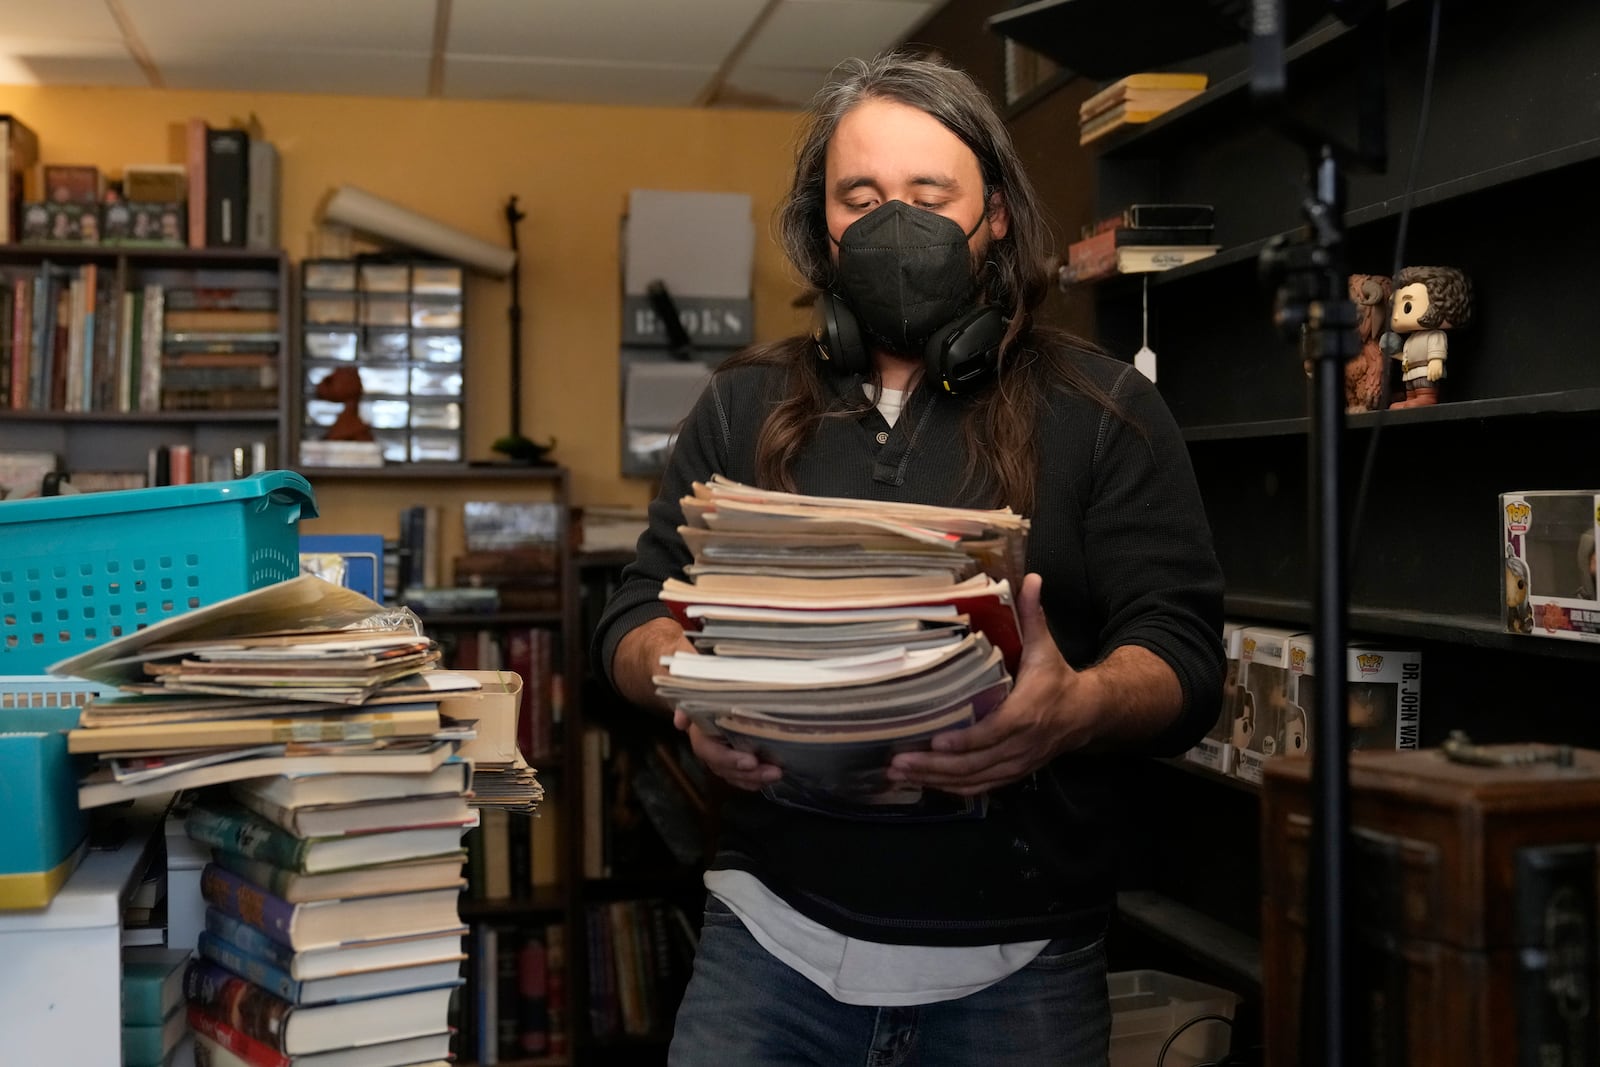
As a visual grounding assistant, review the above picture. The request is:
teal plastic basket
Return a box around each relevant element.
[0,471,318,675]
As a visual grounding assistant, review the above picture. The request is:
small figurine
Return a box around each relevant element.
[1231,689,1256,751]
[1280,703,1309,758]
[1346,274,1392,413]
[1506,545,1533,635]
[315,366,374,442]
[1381,265,1474,408]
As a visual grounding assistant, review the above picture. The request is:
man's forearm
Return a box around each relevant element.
[1077,644,1186,749]
[610,616,691,716]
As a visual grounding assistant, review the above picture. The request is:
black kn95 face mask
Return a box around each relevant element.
[830,200,985,357]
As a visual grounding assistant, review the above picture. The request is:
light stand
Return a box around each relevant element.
[1253,3,1389,1064]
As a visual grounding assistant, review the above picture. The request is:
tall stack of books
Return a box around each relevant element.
[50,576,520,1067]
[651,477,1028,819]
[1078,72,1208,146]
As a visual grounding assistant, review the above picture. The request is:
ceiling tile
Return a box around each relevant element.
[742,0,935,70]
[718,64,832,108]
[0,0,125,42]
[158,49,431,96]
[444,56,716,107]
[0,40,146,87]
[122,0,436,53]
[448,0,767,65]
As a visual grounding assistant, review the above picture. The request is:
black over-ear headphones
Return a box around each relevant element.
[812,294,1007,395]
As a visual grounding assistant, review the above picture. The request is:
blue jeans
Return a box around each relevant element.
[669,896,1111,1067]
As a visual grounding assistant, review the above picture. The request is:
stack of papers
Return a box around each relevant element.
[51,577,501,810]
[654,477,1028,819]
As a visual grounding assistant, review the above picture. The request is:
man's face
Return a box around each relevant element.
[823,97,1007,262]
[1391,281,1432,333]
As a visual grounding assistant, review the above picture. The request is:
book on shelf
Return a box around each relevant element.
[0,114,39,245]
[1079,72,1209,117]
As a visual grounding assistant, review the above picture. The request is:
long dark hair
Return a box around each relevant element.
[725,51,1123,515]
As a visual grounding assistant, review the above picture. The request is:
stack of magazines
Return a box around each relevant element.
[652,477,1029,819]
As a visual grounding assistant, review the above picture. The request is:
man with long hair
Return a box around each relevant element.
[594,52,1224,1065]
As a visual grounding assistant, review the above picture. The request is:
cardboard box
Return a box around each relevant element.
[1502,491,1600,643]
[442,669,524,767]
[1186,621,1240,774]
[102,200,185,246]
[1235,626,1301,784]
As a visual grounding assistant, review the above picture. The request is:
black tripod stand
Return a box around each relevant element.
[1253,2,1390,1062]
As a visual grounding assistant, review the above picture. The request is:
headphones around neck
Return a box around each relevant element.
[812,293,1008,395]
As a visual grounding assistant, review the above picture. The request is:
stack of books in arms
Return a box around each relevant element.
[50,575,523,1067]
[652,476,1028,820]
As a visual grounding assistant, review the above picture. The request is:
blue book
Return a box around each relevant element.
[121,947,191,1025]
[120,1006,185,1067]
[200,928,466,1007]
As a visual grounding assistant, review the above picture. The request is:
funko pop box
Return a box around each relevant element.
[1289,635,1422,757]
[1234,626,1301,785]
[1185,621,1240,775]
[1501,491,1600,643]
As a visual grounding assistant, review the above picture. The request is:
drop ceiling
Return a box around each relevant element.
[0,0,945,108]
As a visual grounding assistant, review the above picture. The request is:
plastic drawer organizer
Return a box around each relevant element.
[0,470,318,675]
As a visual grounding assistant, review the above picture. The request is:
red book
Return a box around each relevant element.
[187,1006,290,1067]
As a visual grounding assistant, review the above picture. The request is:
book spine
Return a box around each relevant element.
[186,119,207,250]
[200,862,300,948]
[183,958,292,1054]
[186,805,309,871]
[205,128,248,248]
[198,930,300,1002]
[204,909,299,975]
[186,1006,291,1067]
[213,850,295,899]
[120,975,174,1027]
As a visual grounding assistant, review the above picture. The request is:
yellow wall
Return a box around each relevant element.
[0,83,810,528]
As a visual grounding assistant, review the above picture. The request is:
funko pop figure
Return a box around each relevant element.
[1346,274,1392,413]
[1382,265,1474,408]
[1231,689,1256,750]
[1281,703,1308,758]
[1506,546,1534,635]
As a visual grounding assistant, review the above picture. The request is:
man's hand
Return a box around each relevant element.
[674,709,782,792]
[1427,356,1444,381]
[887,573,1100,796]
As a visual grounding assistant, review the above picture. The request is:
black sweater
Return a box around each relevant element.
[593,347,1225,946]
